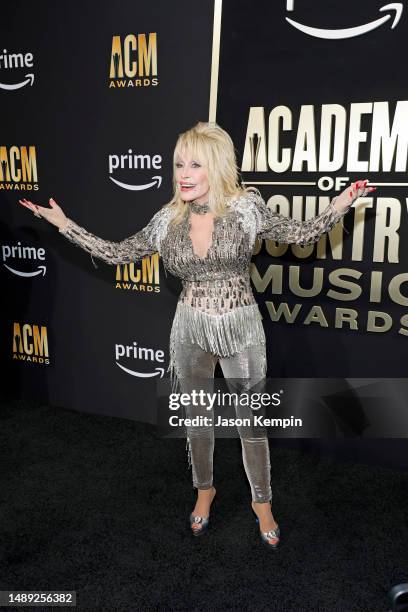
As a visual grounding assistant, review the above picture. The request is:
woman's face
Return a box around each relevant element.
[174,149,210,204]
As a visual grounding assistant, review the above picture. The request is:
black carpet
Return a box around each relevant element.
[1,398,407,611]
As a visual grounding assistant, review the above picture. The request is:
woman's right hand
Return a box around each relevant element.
[18,197,69,230]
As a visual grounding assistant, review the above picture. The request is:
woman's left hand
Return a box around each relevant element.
[333,179,377,213]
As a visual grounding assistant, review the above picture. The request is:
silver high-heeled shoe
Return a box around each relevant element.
[255,517,280,549]
[251,502,281,549]
[189,513,210,536]
[189,486,216,536]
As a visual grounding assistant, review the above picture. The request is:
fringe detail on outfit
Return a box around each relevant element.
[166,301,266,395]
[170,302,266,357]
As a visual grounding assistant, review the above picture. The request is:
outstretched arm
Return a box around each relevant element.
[252,180,376,247]
[58,210,168,268]
[18,196,173,268]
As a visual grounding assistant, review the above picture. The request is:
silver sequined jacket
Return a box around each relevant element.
[58,189,350,379]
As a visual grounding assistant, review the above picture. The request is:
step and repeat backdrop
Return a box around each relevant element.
[2,1,408,467]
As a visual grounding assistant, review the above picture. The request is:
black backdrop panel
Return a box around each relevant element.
[1,1,214,422]
[217,0,408,378]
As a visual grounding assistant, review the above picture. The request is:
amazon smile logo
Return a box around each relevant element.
[115,340,165,379]
[2,243,46,277]
[286,1,403,38]
[0,49,35,91]
[108,150,162,191]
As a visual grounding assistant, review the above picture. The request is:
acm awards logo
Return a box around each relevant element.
[109,33,158,88]
[13,322,50,365]
[115,254,160,293]
[0,146,39,191]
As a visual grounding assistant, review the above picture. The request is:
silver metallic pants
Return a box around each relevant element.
[172,341,272,503]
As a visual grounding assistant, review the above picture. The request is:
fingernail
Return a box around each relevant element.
[349,191,353,197]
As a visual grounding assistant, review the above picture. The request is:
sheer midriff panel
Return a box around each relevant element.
[179,275,256,315]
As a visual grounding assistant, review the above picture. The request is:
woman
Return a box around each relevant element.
[18,121,376,548]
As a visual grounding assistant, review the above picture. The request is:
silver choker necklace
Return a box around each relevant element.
[190,200,210,214]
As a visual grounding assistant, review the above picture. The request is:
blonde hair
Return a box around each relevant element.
[163,121,257,225]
